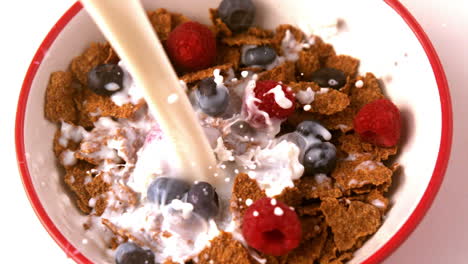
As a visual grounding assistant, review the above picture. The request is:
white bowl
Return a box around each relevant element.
[15,0,452,263]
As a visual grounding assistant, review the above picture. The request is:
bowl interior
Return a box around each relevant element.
[20,0,442,263]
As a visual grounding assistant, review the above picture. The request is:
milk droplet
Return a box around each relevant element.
[274,207,284,216]
[105,82,120,91]
[270,199,277,206]
[355,80,364,88]
[167,93,179,104]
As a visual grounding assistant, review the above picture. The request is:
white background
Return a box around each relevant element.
[1,0,467,263]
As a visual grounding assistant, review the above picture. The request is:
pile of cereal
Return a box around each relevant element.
[44,0,401,263]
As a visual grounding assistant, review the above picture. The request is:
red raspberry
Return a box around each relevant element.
[254,81,295,119]
[166,22,217,72]
[353,99,401,147]
[242,198,301,256]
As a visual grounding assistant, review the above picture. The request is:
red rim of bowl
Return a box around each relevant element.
[15,1,452,263]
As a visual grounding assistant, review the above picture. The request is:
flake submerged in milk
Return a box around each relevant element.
[354,160,383,172]
[61,150,77,166]
[59,121,88,147]
[281,30,302,61]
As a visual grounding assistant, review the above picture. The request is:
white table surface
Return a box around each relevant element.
[1,0,467,263]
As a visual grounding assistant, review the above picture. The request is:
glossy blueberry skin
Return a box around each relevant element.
[187,182,220,220]
[115,242,155,264]
[230,120,255,139]
[310,68,347,89]
[242,46,277,66]
[196,77,230,116]
[218,0,256,32]
[198,77,217,96]
[147,177,190,205]
[88,64,124,96]
[303,142,337,175]
[296,121,331,142]
[224,120,255,155]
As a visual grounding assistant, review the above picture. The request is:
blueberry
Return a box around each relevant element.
[225,120,256,154]
[147,177,190,205]
[115,242,155,264]
[310,68,347,89]
[279,131,307,152]
[218,0,256,32]
[88,64,124,96]
[296,121,332,142]
[303,142,337,174]
[242,46,277,66]
[230,120,255,138]
[187,182,219,219]
[198,77,217,96]
[278,132,310,164]
[196,77,229,116]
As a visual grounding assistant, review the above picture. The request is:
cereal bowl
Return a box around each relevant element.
[16,0,452,263]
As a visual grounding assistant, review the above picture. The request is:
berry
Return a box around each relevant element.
[242,46,277,66]
[253,80,295,119]
[187,182,219,220]
[147,177,190,205]
[224,120,255,155]
[296,120,331,141]
[353,99,401,147]
[196,77,230,116]
[242,198,301,256]
[218,0,256,32]
[278,132,309,160]
[88,64,124,96]
[230,120,255,138]
[166,22,217,71]
[310,68,346,89]
[303,142,337,174]
[198,77,217,96]
[279,132,307,150]
[115,242,155,264]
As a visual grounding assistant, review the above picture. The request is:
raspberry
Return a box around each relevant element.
[353,99,401,147]
[242,198,301,256]
[254,80,295,119]
[166,22,217,72]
